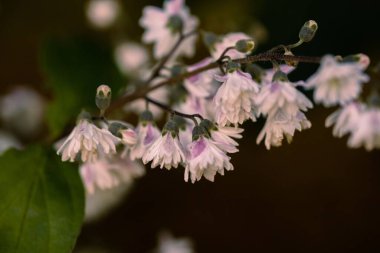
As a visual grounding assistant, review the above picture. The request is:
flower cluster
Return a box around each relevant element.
[58,0,380,191]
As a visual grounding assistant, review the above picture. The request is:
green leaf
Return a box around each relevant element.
[39,37,125,138]
[0,146,84,253]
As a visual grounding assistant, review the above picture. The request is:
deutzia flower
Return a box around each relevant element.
[211,32,252,60]
[257,109,311,150]
[142,119,186,170]
[325,102,364,138]
[213,63,260,126]
[129,110,161,160]
[139,0,199,59]
[57,114,120,162]
[185,126,233,183]
[305,55,369,107]
[256,71,313,117]
[80,154,145,194]
[348,107,380,151]
[184,57,217,98]
[200,119,243,153]
[86,0,120,29]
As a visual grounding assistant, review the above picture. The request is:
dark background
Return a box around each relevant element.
[1,0,380,252]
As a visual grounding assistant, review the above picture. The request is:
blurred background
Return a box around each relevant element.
[1,0,380,252]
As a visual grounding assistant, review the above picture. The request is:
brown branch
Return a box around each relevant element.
[107,52,322,114]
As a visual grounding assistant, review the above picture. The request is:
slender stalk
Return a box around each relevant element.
[144,96,203,121]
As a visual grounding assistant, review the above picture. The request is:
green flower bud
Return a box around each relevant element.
[96,84,112,112]
[235,39,255,54]
[299,20,318,42]
[139,110,154,124]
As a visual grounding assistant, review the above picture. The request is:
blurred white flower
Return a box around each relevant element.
[325,102,365,138]
[114,42,149,76]
[142,130,187,170]
[184,58,217,98]
[213,69,260,126]
[211,32,252,60]
[257,108,311,150]
[0,87,45,137]
[140,0,199,59]
[86,0,120,29]
[80,154,144,194]
[210,125,243,154]
[0,131,22,155]
[185,133,233,183]
[305,55,369,107]
[57,118,120,162]
[154,231,195,253]
[348,107,380,151]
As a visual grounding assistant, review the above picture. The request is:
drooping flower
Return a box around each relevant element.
[257,108,311,150]
[184,57,218,98]
[256,71,313,117]
[80,154,145,194]
[139,0,199,59]
[114,42,149,76]
[305,55,369,107]
[213,65,260,126]
[129,110,161,160]
[142,119,186,170]
[200,119,243,153]
[325,102,365,138]
[347,107,380,151]
[211,32,252,60]
[185,126,234,183]
[119,128,138,146]
[57,115,120,162]
[86,0,120,29]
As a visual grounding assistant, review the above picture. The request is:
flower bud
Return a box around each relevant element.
[119,128,137,145]
[108,121,127,137]
[96,84,111,112]
[299,20,318,42]
[167,15,183,34]
[235,39,255,54]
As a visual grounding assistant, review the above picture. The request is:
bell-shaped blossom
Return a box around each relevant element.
[80,154,145,194]
[86,0,120,29]
[325,102,364,138]
[305,55,369,107]
[211,32,252,60]
[185,129,233,183]
[140,0,199,59]
[129,121,161,161]
[142,120,186,170]
[257,108,311,150]
[348,107,380,151]
[213,69,260,126]
[57,118,120,162]
[114,42,149,76]
[256,73,313,117]
[184,57,218,98]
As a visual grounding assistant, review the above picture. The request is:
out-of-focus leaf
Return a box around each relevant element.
[39,38,125,138]
[0,146,84,253]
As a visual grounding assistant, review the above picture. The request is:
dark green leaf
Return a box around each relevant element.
[0,146,84,253]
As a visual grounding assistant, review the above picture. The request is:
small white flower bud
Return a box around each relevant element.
[235,39,255,54]
[299,20,318,42]
[96,84,111,112]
